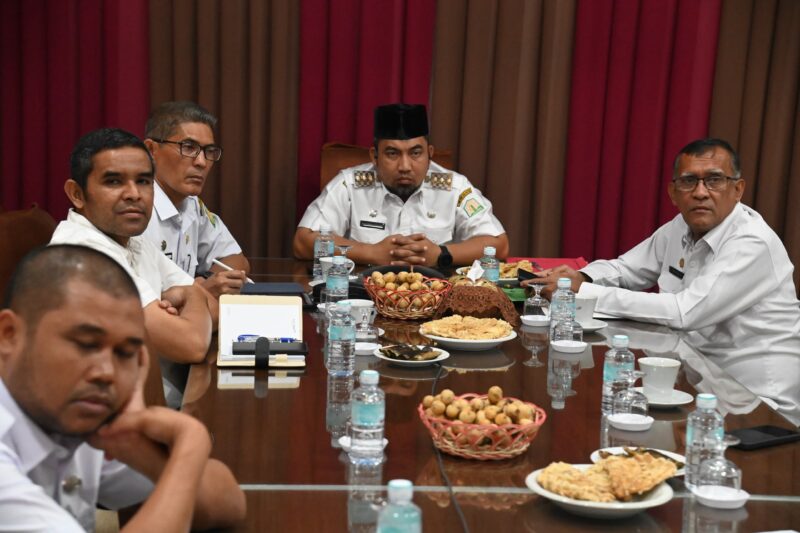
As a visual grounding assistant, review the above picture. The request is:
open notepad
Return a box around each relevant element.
[217,294,304,367]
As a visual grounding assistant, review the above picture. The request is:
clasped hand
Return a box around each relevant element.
[386,233,439,266]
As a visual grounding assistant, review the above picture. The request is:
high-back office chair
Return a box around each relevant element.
[0,205,57,297]
[319,142,454,189]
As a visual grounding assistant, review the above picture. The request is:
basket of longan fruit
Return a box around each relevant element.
[363,269,452,320]
[418,386,547,460]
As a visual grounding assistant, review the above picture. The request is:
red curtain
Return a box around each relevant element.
[0,0,149,218]
[296,0,436,220]
[561,0,722,261]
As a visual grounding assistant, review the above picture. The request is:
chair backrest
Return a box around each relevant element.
[319,142,454,190]
[0,205,57,297]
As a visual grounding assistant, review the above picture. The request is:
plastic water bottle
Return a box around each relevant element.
[326,374,353,446]
[349,369,385,465]
[600,335,635,414]
[347,461,384,532]
[326,301,355,376]
[685,393,725,489]
[549,278,577,342]
[480,246,499,282]
[377,480,422,533]
[326,255,350,300]
[313,224,335,281]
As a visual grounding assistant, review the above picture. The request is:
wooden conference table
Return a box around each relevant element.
[182,258,800,532]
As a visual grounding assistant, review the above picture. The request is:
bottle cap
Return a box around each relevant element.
[696,393,717,409]
[387,479,413,503]
[333,255,345,265]
[611,334,629,348]
[359,369,379,385]
[557,277,571,289]
[320,223,331,232]
[483,246,496,256]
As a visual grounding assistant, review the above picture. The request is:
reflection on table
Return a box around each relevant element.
[183,258,800,531]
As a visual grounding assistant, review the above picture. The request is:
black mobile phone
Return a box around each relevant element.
[729,425,800,450]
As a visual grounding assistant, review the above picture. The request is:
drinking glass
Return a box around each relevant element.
[520,327,547,367]
[612,370,649,416]
[354,307,379,342]
[337,245,352,260]
[321,288,347,319]
[695,437,743,503]
[524,281,550,318]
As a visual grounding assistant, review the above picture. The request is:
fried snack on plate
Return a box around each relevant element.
[537,462,616,503]
[600,454,677,501]
[499,260,534,278]
[421,315,513,340]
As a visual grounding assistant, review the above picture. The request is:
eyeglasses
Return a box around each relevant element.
[672,174,739,192]
[151,138,223,162]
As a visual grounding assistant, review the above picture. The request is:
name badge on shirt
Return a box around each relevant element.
[669,266,685,279]
[359,220,386,230]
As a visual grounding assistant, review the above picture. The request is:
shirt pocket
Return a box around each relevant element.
[658,268,683,294]
[350,216,389,244]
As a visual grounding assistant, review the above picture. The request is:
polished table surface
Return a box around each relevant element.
[184,259,800,531]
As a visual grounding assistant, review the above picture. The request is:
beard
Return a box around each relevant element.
[385,183,421,202]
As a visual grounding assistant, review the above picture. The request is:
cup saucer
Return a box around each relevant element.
[633,387,693,408]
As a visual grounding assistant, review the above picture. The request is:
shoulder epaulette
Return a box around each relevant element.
[353,170,377,188]
[198,199,218,227]
[425,172,453,191]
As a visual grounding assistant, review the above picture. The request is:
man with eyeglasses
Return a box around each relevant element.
[527,138,799,417]
[142,101,249,298]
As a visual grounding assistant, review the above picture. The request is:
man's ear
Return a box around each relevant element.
[0,310,25,368]
[733,178,746,201]
[428,144,435,160]
[369,145,378,164]
[143,138,157,156]
[667,181,678,207]
[64,179,86,210]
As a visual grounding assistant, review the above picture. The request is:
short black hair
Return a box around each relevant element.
[145,101,218,140]
[70,128,154,189]
[673,138,741,178]
[3,245,140,328]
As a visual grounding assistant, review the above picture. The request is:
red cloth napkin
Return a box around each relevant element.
[506,257,589,271]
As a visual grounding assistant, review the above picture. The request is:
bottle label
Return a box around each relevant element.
[326,275,349,292]
[329,325,355,341]
[484,268,499,282]
[603,361,634,383]
[352,402,384,426]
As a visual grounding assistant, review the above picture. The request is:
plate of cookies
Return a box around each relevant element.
[420,315,517,351]
[525,454,676,518]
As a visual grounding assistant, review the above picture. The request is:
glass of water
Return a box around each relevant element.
[612,370,649,416]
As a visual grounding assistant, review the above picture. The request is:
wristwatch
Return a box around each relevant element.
[436,245,453,269]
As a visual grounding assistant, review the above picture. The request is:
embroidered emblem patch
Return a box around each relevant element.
[353,170,376,188]
[199,199,218,227]
[463,198,485,217]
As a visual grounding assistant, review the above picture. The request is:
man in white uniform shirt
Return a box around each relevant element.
[528,139,800,419]
[0,245,245,530]
[142,101,249,297]
[51,128,215,407]
[294,103,508,268]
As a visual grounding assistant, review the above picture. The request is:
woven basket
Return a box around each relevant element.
[418,393,547,460]
[363,276,452,320]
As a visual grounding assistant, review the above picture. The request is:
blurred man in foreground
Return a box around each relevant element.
[0,245,245,530]
[294,103,508,268]
[143,101,249,297]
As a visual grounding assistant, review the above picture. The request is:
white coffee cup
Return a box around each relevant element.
[320,256,355,280]
[341,299,375,323]
[638,357,681,402]
[575,296,598,324]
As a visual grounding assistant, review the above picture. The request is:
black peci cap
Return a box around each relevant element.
[373,103,429,140]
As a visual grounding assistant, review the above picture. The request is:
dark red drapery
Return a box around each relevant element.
[561,0,721,261]
[0,0,149,218]
[296,0,436,221]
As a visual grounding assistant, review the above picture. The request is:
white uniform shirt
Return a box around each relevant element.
[298,161,505,244]
[579,203,800,420]
[0,380,153,531]
[142,182,242,276]
[50,210,194,307]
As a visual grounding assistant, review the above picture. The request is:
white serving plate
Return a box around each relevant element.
[525,464,673,519]
[579,319,608,333]
[691,485,749,509]
[550,340,588,353]
[419,330,517,352]
[521,314,550,327]
[591,447,686,476]
[373,346,450,367]
[607,413,655,432]
[633,387,694,408]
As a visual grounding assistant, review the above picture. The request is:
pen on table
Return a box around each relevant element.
[212,258,255,283]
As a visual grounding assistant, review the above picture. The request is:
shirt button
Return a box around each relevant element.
[62,475,82,493]
[689,261,697,267]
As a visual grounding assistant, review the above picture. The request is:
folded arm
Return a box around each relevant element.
[144,285,212,363]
